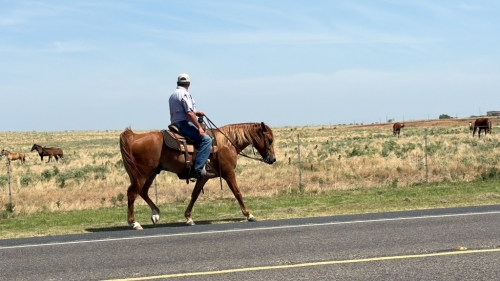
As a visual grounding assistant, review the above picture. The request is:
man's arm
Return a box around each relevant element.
[187,111,205,137]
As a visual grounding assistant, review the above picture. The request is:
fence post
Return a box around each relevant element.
[154,177,158,205]
[425,128,429,184]
[6,157,12,206]
[297,134,302,191]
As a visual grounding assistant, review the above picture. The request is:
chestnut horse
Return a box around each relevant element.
[393,122,405,138]
[1,149,26,164]
[31,144,64,162]
[469,118,491,138]
[120,122,276,230]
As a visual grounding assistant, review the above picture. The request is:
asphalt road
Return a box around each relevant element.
[1,205,500,281]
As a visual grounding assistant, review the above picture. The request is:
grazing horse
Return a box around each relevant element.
[31,144,64,162]
[470,118,491,138]
[1,149,26,164]
[393,122,405,138]
[120,122,276,230]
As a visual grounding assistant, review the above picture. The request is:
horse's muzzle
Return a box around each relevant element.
[264,156,276,164]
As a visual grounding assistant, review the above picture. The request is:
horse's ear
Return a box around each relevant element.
[261,122,267,132]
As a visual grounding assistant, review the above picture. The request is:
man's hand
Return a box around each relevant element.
[195,111,205,117]
[187,110,206,137]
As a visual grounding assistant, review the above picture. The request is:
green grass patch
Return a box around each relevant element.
[1,179,499,239]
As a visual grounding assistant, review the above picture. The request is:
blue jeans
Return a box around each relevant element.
[173,120,212,172]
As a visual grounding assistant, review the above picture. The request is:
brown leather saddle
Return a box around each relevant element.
[161,125,218,181]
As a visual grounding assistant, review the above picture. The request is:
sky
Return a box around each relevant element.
[1,0,499,132]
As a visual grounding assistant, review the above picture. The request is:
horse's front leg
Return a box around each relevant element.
[184,177,209,226]
[139,174,161,225]
[223,172,255,222]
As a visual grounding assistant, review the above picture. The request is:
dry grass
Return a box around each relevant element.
[1,117,499,215]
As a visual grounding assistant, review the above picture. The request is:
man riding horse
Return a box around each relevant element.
[168,73,215,179]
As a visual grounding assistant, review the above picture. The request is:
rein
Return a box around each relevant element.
[203,116,267,163]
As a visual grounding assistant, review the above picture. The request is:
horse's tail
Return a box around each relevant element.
[120,127,140,185]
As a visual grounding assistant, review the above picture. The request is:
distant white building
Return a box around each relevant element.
[487,111,500,116]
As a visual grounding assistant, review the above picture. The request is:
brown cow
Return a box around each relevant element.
[393,122,405,138]
[470,118,491,138]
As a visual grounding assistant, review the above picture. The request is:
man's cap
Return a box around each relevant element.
[177,73,190,83]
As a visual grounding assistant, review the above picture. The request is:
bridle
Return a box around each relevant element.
[204,116,273,163]
[259,131,274,164]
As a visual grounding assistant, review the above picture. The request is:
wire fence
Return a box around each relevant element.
[2,125,499,212]
[289,127,500,191]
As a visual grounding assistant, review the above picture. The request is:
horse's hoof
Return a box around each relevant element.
[132,222,143,230]
[247,215,257,222]
[151,214,160,225]
[186,219,196,226]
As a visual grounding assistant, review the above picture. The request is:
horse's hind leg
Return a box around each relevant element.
[139,174,161,225]
[223,173,255,222]
[127,183,142,230]
[184,178,209,226]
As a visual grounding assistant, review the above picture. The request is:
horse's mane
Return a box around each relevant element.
[217,123,262,147]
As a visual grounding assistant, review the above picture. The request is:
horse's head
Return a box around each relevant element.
[253,122,276,165]
[31,144,39,152]
[0,149,5,156]
[401,123,405,128]
[469,121,473,131]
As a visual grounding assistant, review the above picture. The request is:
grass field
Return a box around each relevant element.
[1,117,499,238]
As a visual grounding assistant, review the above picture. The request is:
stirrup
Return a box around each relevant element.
[200,167,216,177]
[204,160,212,171]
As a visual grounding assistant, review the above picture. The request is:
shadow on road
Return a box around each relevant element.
[85,218,244,233]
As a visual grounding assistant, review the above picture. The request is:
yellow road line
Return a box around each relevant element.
[103,248,500,281]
